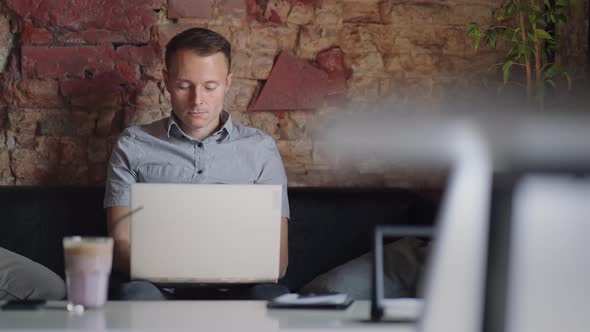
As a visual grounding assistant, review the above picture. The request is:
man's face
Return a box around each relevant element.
[163,49,232,139]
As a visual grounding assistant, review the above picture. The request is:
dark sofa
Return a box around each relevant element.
[0,186,438,291]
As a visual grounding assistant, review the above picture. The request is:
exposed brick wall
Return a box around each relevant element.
[0,0,587,187]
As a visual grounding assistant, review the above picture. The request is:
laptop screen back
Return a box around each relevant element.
[130,183,282,284]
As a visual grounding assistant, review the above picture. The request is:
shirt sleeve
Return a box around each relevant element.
[255,135,290,220]
[103,129,138,208]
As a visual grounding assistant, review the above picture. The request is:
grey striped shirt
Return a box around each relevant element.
[104,111,290,218]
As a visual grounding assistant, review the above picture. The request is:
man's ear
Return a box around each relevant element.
[225,72,233,91]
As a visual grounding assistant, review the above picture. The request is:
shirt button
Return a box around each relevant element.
[197,142,203,148]
[197,170,203,174]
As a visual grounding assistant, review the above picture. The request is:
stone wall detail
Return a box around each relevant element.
[0,0,586,187]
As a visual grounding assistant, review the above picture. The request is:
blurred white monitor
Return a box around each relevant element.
[506,175,590,332]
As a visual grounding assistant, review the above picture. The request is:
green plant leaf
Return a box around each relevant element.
[511,27,521,41]
[505,2,516,16]
[545,79,556,89]
[536,29,553,40]
[536,18,547,27]
[544,63,560,78]
[529,13,536,23]
[544,0,551,9]
[507,44,518,57]
[466,23,482,51]
[502,60,514,84]
[563,72,572,91]
[485,29,499,49]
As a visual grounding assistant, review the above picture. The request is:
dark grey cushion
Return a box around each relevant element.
[300,237,430,299]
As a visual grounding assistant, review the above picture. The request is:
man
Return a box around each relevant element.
[104,28,289,300]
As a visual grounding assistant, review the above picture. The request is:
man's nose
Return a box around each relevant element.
[191,87,204,105]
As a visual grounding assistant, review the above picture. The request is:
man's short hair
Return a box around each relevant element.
[165,28,232,72]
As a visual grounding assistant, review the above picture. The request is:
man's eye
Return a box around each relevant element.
[205,85,217,91]
[177,84,190,90]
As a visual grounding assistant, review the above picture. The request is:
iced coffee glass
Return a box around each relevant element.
[63,236,113,309]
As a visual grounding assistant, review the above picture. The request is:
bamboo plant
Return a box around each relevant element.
[467,0,579,110]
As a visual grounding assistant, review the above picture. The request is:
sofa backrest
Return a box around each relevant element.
[0,186,438,291]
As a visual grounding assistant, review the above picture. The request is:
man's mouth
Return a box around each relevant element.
[188,110,207,116]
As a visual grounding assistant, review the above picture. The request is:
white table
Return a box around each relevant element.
[0,300,416,331]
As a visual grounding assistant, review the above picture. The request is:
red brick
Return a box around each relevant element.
[60,30,128,44]
[0,107,7,129]
[316,48,349,95]
[168,0,214,19]
[141,62,165,80]
[15,79,64,107]
[116,44,162,65]
[22,45,114,79]
[219,0,247,17]
[37,111,73,136]
[135,81,161,108]
[10,108,44,134]
[156,23,207,48]
[57,164,89,185]
[115,60,139,83]
[88,162,107,185]
[71,91,121,108]
[6,0,163,44]
[96,109,119,137]
[245,0,264,22]
[14,132,36,149]
[0,16,10,68]
[59,137,87,165]
[249,51,330,111]
[21,21,52,45]
[265,0,291,24]
[35,136,60,163]
[60,72,126,97]
[88,138,107,163]
[10,148,57,185]
[70,112,98,136]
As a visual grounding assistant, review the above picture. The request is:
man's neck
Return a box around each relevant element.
[180,116,223,141]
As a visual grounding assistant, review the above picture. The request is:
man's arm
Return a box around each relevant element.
[279,217,288,278]
[107,206,131,275]
[255,135,291,279]
[104,130,137,276]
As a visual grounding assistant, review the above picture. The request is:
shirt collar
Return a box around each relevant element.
[166,111,233,142]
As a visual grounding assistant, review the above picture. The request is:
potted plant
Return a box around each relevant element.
[467,0,581,110]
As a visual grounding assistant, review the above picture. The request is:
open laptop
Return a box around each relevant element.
[130,183,282,286]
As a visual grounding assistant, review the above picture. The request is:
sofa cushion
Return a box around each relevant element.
[300,237,430,299]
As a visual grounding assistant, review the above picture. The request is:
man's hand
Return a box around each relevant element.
[106,206,131,275]
[279,217,288,278]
